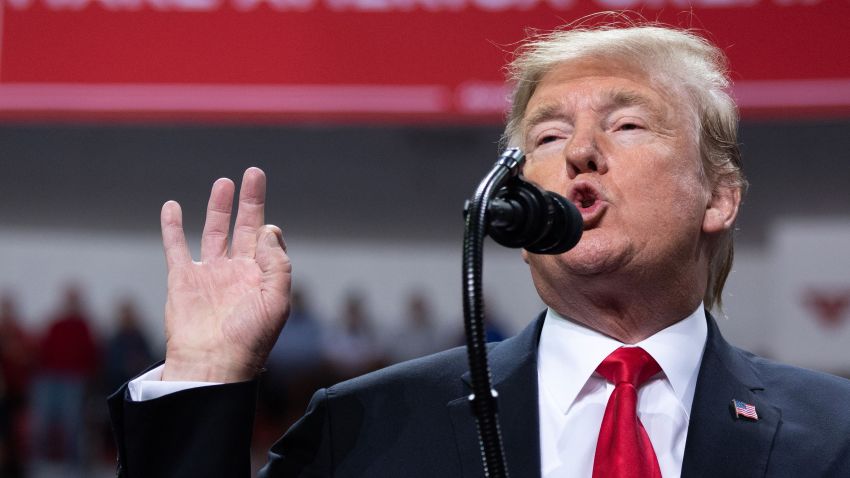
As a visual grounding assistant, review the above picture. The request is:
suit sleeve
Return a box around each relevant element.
[260,388,334,478]
[107,378,258,478]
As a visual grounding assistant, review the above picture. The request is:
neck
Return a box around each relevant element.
[535,266,705,344]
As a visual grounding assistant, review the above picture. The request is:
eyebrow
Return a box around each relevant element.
[608,89,654,112]
[523,103,568,134]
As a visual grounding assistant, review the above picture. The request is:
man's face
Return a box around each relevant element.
[520,58,711,287]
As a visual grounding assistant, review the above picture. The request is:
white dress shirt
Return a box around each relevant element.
[537,305,707,478]
[128,366,217,401]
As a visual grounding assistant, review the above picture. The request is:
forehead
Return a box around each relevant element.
[524,57,687,122]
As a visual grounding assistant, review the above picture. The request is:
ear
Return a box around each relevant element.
[703,185,741,234]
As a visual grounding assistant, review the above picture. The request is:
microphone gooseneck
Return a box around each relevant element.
[462,148,583,478]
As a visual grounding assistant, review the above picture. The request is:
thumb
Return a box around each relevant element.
[255,225,291,290]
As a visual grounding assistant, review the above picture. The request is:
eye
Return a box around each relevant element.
[538,134,561,145]
[616,122,642,131]
[533,129,569,148]
[526,121,571,151]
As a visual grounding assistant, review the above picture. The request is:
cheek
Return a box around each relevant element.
[645,177,708,235]
[629,141,703,191]
[611,155,706,229]
[523,157,567,192]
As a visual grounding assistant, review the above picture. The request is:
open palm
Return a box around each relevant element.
[160,168,291,382]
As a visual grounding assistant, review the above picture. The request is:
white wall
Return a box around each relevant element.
[712,221,850,373]
[0,229,168,343]
[2,222,848,374]
[0,228,543,347]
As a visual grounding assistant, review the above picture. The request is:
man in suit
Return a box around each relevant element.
[109,23,850,477]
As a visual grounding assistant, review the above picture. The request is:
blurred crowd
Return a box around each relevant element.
[0,286,154,478]
[0,284,507,477]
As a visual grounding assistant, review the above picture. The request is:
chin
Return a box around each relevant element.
[549,234,632,277]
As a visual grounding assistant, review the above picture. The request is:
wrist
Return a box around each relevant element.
[162,350,261,383]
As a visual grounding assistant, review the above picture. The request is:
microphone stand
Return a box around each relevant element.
[461,148,524,478]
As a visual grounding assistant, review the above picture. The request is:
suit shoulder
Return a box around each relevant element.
[742,349,850,396]
[327,346,472,398]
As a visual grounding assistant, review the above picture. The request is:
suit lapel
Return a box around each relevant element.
[448,313,545,478]
[681,314,781,478]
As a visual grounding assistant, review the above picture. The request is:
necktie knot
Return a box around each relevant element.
[596,347,661,388]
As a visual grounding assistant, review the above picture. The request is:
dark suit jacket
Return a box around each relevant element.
[108,313,850,477]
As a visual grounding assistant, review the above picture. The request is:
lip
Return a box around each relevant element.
[568,181,608,229]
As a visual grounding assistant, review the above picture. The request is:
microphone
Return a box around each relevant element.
[461,148,581,478]
[486,176,583,254]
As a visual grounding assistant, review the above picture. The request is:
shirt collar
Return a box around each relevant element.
[537,304,707,417]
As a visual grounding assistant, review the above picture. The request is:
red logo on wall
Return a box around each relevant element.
[803,288,850,329]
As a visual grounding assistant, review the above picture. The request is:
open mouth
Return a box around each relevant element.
[570,184,600,211]
[568,182,606,227]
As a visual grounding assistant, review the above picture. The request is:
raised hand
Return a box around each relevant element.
[160,168,291,383]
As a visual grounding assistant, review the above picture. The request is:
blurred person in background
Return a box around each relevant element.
[104,299,154,393]
[30,285,98,477]
[386,291,449,363]
[100,299,154,465]
[454,295,508,347]
[323,292,385,380]
[0,294,33,478]
[0,372,12,477]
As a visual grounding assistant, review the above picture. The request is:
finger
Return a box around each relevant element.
[231,167,267,259]
[161,201,192,267]
[255,225,291,298]
[200,178,235,262]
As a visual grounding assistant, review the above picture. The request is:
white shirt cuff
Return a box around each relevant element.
[127,364,222,401]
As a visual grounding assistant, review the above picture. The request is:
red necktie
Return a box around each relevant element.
[592,347,663,478]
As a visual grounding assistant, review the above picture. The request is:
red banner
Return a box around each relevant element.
[1,0,849,122]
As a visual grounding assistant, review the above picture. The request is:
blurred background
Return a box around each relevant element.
[1,2,849,477]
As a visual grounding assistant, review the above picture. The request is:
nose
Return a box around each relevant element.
[564,126,607,179]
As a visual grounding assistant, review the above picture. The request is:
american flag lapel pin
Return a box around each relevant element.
[732,399,759,421]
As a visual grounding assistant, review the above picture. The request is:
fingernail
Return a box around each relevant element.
[267,229,286,250]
